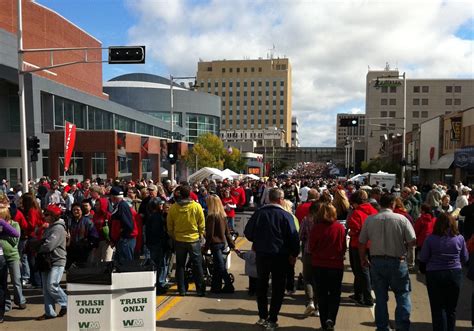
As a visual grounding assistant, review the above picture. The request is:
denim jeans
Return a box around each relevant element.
[227,217,235,231]
[0,255,7,319]
[5,260,26,310]
[349,247,372,302]
[371,257,411,331]
[41,266,67,317]
[256,254,287,323]
[27,239,42,287]
[148,244,168,289]
[174,241,205,294]
[18,239,30,282]
[210,243,233,290]
[313,267,343,327]
[114,238,136,265]
[426,269,462,331]
[302,253,317,305]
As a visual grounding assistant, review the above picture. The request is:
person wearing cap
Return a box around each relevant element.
[426,184,444,210]
[110,187,136,263]
[35,204,67,321]
[139,184,158,222]
[167,185,206,296]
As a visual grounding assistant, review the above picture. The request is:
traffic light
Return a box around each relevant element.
[339,117,359,127]
[108,46,146,64]
[27,136,40,162]
[167,142,178,164]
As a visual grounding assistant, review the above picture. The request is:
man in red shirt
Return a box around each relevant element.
[295,189,320,224]
[231,180,246,210]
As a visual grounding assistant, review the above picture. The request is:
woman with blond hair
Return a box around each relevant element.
[0,197,26,313]
[281,199,299,295]
[333,188,350,220]
[203,195,235,293]
[309,203,346,330]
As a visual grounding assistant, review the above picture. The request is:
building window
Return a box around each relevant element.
[413,98,420,106]
[413,86,420,93]
[389,111,396,118]
[280,90,284,96]
[422,98,429,105]
[446,86,452,93]
[380,111,387,117]
[454,98,461,105]
[258,67,262,72]
[229,91,233,97]
[251,81,254,87]
[381,86,388,93]
[280,100,284,106]
[422,86,429,93]
[445,99,452,105]
[454,86,462,93]
[280,81,284,87]
[381,98,388,105]
[413,111,419,118]
[273,81,277,87]
[265,91,269,96]
[207,82,211,88]
[244,67,247,73]
[229,81,233,88]
[412,123,419,131]
[421,111,428,118]
[389,98,396,105]
[390,86,397,93]
[251,67,255,72]
[222,68,225,73]
[236,91,240,97]
[229,68,233,73]
[236,68,240,73]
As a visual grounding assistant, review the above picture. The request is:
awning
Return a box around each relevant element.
[435,153,454,169]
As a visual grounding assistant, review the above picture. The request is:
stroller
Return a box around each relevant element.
[184,231,238,289]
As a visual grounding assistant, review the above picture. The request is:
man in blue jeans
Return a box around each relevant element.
[359,194,416,331]
[110,187,136,264]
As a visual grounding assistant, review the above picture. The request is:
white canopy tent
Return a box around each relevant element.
[221,168,239,179]
[188,167,226,183]
[244,174,260,180]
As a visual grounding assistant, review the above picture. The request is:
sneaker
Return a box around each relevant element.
[286,290,296,296]
[348,294,363,305]
[221,285,235,294]
[325,319,334,330]
[304,302,316,316]
[256,318,268,327]
[17,303,27,310]
[265,322,278,330]
[58,307,67,317]
[314,309,320,317]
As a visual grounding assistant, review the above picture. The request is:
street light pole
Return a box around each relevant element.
[17,0,29,192]
[401,72,407,187]
[169,75,175,184]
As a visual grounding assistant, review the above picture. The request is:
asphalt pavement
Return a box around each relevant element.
[2,237,474,330]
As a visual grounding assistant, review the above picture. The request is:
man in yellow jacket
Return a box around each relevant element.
[167,184,206,296]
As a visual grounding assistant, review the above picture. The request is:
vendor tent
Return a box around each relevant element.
[221,169,239,179]
[244,174,260,180]
[188,167,225,183]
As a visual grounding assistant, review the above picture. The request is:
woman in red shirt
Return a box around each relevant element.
[221,189,237,232]
[414,204,436,252]
[309,203,346,330]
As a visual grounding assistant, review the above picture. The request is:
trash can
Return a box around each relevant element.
[234,211,253,236]
[67,262,156,331]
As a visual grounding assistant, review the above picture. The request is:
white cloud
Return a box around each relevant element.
[126,0,474,146]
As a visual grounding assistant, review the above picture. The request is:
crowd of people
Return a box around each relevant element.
[0,174,473,331]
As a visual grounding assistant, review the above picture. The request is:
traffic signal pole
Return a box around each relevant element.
[17,0,29,192]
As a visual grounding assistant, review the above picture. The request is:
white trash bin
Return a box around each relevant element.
[68,269,156,331]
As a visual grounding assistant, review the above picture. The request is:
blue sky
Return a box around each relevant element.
[36,0,474,147]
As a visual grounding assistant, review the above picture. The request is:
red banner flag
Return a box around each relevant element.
[64,121,77,171]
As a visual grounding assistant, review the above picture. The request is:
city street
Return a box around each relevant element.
[3,237,473,330]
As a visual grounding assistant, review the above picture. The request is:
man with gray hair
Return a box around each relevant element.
[244,188,300,331]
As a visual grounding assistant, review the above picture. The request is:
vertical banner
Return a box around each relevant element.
[450,117,462,141]
[141,136,149,159]
[64,121,77,171]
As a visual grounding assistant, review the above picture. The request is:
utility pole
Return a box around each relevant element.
[17,0,29,192]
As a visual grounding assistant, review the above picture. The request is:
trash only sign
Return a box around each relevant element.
[68,270,156,330]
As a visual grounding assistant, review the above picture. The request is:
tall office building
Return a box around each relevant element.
[291,116,300,147]
[365,67,474,161]
[336,113,366,147]
[196,58,292,146]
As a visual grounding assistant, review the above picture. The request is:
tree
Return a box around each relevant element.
[223,147,246,173]
[184,133,246,171]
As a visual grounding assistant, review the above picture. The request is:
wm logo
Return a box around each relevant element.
[78,321,100,330]
[123,319,144,328]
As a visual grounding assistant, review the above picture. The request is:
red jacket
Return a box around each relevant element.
[222,196,237,218]
[231,186,246,208]
[93,198,111,241]
[309,221,346,269]
[347,203,378,248]
[295,201,312,224]
[22,208,45,239]
[190,191,199,202]
[414,213,435,248]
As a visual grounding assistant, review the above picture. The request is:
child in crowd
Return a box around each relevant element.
[236,246,257,296]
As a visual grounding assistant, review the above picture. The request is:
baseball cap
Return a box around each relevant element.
[110,186,124,197]
[148,184,158,191]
